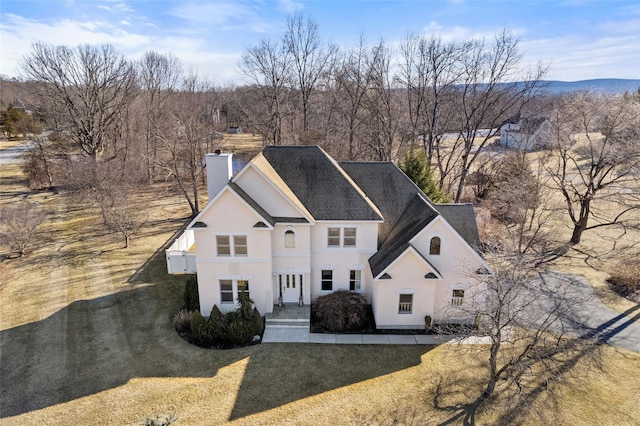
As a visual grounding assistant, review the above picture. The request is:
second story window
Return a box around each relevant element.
[343,227,357,246]
[284,230,295,248]
[216,235,248,256]
[327,227,341,247]
[216,236,231,256]
[234,235,247,256]
[429,237,441,255]
[327,227,357,248]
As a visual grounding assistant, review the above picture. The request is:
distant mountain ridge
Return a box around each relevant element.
[539,78,640,94]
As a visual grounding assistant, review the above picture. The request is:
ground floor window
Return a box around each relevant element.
[220,280,233,303]
[220,279,250,303]
[398,294,413,314]
[451,289,465,306]
[349,270,361,291]
[238,280,250,299]
[321,270,333,291]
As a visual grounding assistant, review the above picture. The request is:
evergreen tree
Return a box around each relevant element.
[399,148,450,203]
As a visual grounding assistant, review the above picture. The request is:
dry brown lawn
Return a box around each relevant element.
[1,141,639,425]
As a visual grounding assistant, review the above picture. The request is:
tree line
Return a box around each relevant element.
[1,13,638,250]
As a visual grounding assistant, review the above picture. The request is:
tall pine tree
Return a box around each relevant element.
[399,148,450,203]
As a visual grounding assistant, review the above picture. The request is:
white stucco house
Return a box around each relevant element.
[500,115,552,151]
[166,146,489,329]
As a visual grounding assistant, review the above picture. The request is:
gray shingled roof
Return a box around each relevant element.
[340,159,481,277]
[339,161,437,245]
[261,146,383,221]
[368,195,439,277]
[434,204,481,249]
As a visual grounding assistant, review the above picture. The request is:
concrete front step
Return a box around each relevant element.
[265,320,310,328]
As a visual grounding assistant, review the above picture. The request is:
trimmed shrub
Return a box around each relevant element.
[208,305,227,342]
[424,315,432,332]
[179,293,263,348]
[174,309,193,333]
[313,290,368,332]
[252,307,264,335]
[227,317,257,345]
[184,276,199,311]
[225,293,262,345]
[190,310,212,346]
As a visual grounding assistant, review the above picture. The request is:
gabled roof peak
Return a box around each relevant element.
[260,146,383,222]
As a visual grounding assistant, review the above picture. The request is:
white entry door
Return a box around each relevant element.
[280,274,302,304]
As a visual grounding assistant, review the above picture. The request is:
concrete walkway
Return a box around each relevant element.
[262,327,488,344]
[262,304,489,345]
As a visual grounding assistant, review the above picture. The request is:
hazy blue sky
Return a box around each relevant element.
[1,0,638,84]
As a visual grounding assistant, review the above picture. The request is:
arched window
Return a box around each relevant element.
[429,237,441,255]
[284,230,295,248]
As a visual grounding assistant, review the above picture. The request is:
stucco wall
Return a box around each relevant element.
[309,221,378,301]
[373,250,438,328]
[373,217,487,328]
[234,166,302,217]
[193,188,274,315]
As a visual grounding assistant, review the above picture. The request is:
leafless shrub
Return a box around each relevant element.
[607,259,640,302]
[174,309,193,333]
[0,200,47,257]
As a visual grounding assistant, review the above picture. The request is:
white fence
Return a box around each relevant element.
[165,229,196,274]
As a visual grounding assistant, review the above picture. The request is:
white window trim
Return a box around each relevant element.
[398,294,413,314]
[213,232,249,257]
[428,234,442,256]
[219,277,252,304]
[326,226,359,248]
[282,227,297,249]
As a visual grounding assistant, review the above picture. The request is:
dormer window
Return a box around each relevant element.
[284,230,295,248]
[429,237,441,255]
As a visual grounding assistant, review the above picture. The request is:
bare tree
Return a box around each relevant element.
[284,13,337,134]
[21,43,137,161]
[99,187,147,249]
[435,246,593,424]
[444,31,547,201]
[138,51,182,184]
[155,72,220,216]
[23,136,55,189]
[362,40,401,161]
[239,39,291,145]
[547,92,640,245]
[486,151,557,257]
[0,200,47,257]
[334,36,373,159]
[397,34,466,165]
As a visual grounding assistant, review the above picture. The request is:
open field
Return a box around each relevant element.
[1,141,639,425]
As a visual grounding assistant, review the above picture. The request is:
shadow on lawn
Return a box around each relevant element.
[228,344,433,421]
[0,245,248,419]
[0,243,434,421]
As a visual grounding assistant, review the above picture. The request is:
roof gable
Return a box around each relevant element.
[261,146,383,221]
[368,195,439,277]
[411,215,490,271]
[187,184,274,230]
[373,246,442,280]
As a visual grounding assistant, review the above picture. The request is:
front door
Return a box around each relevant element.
[279,274,302,304]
